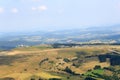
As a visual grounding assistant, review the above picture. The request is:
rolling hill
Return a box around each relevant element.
[0,45,120,80]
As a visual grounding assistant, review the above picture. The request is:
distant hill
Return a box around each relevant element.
[0,25,120,50]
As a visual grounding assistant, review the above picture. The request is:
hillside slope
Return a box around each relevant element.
[0,45,120,80]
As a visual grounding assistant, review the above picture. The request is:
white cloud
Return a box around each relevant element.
[32,7,37,11]
[32,5,47,11]
[11,8,18,13]
[38,5,47,11]
[0,7,4,13]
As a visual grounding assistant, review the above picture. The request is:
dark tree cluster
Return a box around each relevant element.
[98,54,120,66]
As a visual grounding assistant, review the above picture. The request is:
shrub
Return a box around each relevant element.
[49,61,54,64]
[63,58,70,63]
[39,58,49,66]
[94,65,101,70]
[30,78,35,80]
[84,77,96,80]
[67,76,70,79]
[72,62,81,68]
[64,66,75,75]
[49,78,61,80]
[24,68,27,71]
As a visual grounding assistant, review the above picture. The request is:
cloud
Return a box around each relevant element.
[32,5,47,11]
[32,7,37,11]
[0,7,4,13]
[38,5,47,11]
[11,8,18,13]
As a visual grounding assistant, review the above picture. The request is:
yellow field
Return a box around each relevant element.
[0,45,120,79]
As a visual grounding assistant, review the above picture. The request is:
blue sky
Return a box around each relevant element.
[0,0,120,32]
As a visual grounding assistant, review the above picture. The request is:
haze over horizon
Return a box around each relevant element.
[0,0,120,32]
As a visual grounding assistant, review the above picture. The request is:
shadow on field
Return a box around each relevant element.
[0,55,29,66]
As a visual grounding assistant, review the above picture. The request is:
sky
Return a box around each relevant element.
[0,0,120,32]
